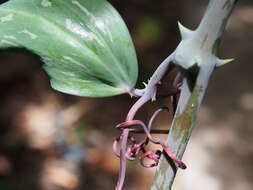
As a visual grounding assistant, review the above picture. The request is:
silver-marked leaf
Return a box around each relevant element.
[0,0,138,97]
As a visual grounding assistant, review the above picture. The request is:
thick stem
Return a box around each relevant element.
[196,0,236,52]
[151,0,237,189]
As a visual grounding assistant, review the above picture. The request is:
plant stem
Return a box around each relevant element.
[116,54,175,190]
[151,0,237,189]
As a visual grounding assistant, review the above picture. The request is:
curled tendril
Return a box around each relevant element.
[140,150,162,168]
[114,70,184,190]
[113,105,187,188]
[113,107,169,161]
[115,119,186,169]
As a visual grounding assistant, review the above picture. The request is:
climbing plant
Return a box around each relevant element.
[0,0,238,190]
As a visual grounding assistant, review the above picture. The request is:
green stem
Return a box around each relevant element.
[151,0,237,189]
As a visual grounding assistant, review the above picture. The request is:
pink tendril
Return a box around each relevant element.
[140,150,162,168]
[114,70,185,190]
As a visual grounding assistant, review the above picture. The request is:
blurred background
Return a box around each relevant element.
[0,0,252,190]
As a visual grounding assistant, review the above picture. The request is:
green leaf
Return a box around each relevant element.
[0,0,138,97]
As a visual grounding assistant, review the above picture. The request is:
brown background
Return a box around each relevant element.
[0,0,252,190]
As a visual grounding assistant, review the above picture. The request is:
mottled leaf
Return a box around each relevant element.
[0,0,138,97]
